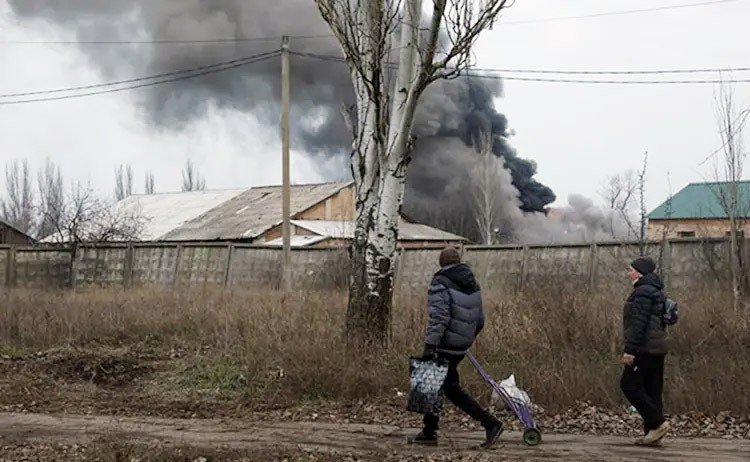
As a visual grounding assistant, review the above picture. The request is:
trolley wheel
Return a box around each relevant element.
[522,428,542,446]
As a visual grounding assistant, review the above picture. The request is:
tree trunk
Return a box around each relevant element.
[729,216,743,315]
[346,234,395,348]
[346,156,408,348]
[344,1,420,348]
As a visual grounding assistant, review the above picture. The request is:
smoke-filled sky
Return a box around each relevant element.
[1,0,748,218]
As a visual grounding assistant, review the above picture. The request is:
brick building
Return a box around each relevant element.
[648,180,750,239]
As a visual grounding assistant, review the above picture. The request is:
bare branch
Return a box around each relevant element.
[144,171,155,194]
[708,82,748,318]
[43,181,144,244]
[114,164,134,201]
[471,129,503,244]
[36,158,64,241]
[637,151,648,253]
[599,169,639,240]
[426,0,510,83]
[1,159,35,234]
[181,160,206,192]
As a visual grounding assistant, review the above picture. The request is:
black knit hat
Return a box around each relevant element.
[630,256,656,276]
[439,246,462,267]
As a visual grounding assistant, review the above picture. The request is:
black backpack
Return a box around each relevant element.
[663,298,679,326]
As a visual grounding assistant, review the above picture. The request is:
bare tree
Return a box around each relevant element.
[598,154,648,248]
[114,164,134,201]
[637,152,649,254]
[36,158,65,241]
[710,83,749,317]
[43,182,144,244]
[181,160,206,192]
[599,170,638,239]
[472,130,503,245]
[1,159,35,234]
[315,0,512,345]
[144,171,155,194]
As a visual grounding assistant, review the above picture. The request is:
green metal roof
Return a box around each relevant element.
[649,181,750,220]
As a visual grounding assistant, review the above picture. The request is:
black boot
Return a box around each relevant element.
[480,421,504,449]
[408,430,438,446]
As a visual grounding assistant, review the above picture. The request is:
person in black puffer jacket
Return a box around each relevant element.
[409,247,503,449]
[621,256,670,446]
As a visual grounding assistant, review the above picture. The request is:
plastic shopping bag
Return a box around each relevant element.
[406,356,449,415]
[493,374,531,406]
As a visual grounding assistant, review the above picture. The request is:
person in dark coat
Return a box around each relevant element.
[409,246,503,448]
[621,256,670,446]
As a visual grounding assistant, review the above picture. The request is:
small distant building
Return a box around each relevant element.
[648,181,750,239]
[0,219,35,245]
[114,181,466,248]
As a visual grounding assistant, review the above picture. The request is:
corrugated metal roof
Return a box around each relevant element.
[291,220,355,238]
[398,221,467,241]
[291,219,466,242]
[160,182,353,241]
[116,189,245,240]
[113,181,465,243]
[264,235,330,248]
[649,181,750,220]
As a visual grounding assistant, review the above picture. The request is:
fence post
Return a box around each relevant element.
[393,247,405,293]
[661,239,672,289]
[742,235,750,289]
[6,246,16,287]
[516,246,529,294]
[173,244,183,286]
[224,243,235,287]
[588,243,598,287]
[68,245,78,289]
[124,243,135,288]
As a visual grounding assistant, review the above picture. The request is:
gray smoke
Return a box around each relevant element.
[404,137,634,244]
[9,0,352,159]
[9,0,574,243]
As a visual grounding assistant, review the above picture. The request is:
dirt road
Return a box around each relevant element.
[0,412,748,461]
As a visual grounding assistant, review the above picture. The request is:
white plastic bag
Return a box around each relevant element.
[492,374,531,406]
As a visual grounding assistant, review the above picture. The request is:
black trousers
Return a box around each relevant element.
[423,355,496,435]
[620,353,666,434]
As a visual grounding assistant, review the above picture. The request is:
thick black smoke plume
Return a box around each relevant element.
[9,0,556,242]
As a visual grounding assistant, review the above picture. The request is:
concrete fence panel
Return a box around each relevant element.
[0,238,742,292]
[74,245,129,287]
[132,245,181,285]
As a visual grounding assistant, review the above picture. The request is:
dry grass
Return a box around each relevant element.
[1,283,748,414]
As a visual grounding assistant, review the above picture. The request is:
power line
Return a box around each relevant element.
[292,51,750,77]
[0,34,334,45]
[473,66,750,75]
[291,51,348,64]
[4,47,750,106]
[501,0,740,26]
[0,50,280,105]
[0,51,281,98]
[291,51,750,84]
[698,109,750,166]
[1,0,740,45]
[479,75,750,85]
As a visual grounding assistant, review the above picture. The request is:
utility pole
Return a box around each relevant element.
[281,35,292,292]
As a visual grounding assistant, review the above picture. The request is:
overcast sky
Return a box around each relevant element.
[1,0,749,212]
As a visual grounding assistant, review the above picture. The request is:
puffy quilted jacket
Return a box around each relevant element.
[623,273,668,356]
[424,264,485,355]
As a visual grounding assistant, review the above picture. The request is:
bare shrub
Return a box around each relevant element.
[1,284,748,414]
